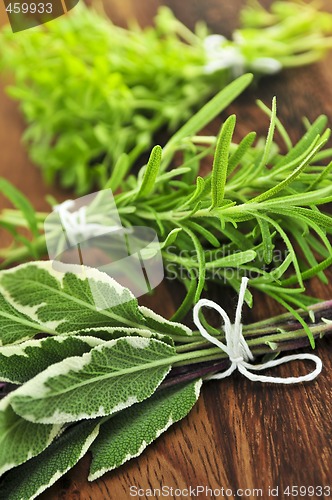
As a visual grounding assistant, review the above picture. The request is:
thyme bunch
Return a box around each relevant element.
[0,1,331,193]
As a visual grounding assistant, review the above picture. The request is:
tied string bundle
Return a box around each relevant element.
[193,278,322,383]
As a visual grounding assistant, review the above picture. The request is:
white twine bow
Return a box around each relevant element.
[193,277,322,384]
[54,199,121,246]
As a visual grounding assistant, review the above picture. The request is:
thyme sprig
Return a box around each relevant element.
[0,1,332,193]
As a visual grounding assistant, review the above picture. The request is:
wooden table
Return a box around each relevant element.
[0,1,331,499]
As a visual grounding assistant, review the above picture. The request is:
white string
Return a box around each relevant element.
[203,35,245,77]
[54,199,121,246]
[193,277,322,384]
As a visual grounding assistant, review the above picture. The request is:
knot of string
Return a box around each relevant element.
[193,277,322,384]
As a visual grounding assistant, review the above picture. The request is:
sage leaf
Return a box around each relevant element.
[0,292,48,346]
[10,337,176,424]
[70,326,175,345]
[138,307,192,338]
[0,261,191,340]
[0,396,61,476]
[0,336,103,384]
[0,262,145,333]
[0,420,100,500]
[89,379,202,481]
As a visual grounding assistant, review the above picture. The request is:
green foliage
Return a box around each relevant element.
[0,96,331,326]
[0,2,332,193]
[0,261,330,497]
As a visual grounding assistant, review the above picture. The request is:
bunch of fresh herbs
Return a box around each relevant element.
[0,260,331,499]
[0,1,332,193]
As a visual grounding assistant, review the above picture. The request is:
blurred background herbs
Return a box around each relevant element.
[0,1,331,193]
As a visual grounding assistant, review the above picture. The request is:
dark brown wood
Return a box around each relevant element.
[0,1,331,499]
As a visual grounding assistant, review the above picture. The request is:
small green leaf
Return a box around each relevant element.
[257,99,291,151]
[105,153,130,192]
[211,115,236,209]
[205,249,256,269]
[248,138,327,204]
[0,178,39,238]
[228,131,257,174]
[257,218,274,264]
[159,228,182,248]
[275,115,327,169]
[258,96,277,169]
[137,145,162,198]
[186,220,220,247]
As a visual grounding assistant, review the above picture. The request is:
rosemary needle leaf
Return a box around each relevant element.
[162,75,252,169]
[136,145,162,199]
[211,114,236,209]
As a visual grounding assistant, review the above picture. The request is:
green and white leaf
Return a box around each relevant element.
[0,396,62,476]
[0,335,103,384]
[89,379,202,481]
[139,306,192,338]
[10,337,176,424]
[0,261,191,340]
[0,419,100,500]
[74,326,174,345]
[0,292,50,346]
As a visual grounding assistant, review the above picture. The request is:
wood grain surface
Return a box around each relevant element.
[0,1,332,499]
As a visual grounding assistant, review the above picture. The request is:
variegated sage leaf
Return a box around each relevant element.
[0,396,62,476]
[10,337,176,424]
[0,262,191,343]
[69,326,175,345]
[0,420,100,500]
[139,306,192,338]
[0,335,103,384]
[0,292,50,346]
[89,379,202,481]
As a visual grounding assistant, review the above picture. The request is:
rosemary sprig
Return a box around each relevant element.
[0,94,331,341]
